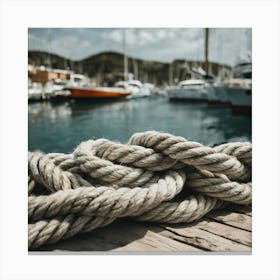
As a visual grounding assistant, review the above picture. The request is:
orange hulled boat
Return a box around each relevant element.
[68,86,131,99]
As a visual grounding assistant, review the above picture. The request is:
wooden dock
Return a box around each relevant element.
[39,204,251,253]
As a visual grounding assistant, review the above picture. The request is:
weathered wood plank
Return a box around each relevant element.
[193,219,251,246]
[41,219,201,252]
[160,226,251,252]
[100,222,201,252]
[113,230,201,252]
[39,208,252,252]
[227,204,252,216]
[206,210,252,231]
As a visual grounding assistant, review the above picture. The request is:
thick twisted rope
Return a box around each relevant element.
[28,131,252,250]
[29,170,185,222]
[28,194,224,249]
[129,131,251,181]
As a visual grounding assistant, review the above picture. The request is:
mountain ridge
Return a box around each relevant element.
[28,50,231,86]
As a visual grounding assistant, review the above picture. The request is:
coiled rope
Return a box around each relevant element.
[28,131,252,250]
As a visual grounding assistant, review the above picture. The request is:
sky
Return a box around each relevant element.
[28,28,251,66]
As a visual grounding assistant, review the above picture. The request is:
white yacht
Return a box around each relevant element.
[209,81,230,105]
[44,79,71,97]
[224,78,251,113]
[28,81,44,101]
[167,79,208,102]
[222,60,252,114]
[44,74,89,97]
[115,80,150,98]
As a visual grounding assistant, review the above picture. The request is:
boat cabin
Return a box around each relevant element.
[178,79,206,89]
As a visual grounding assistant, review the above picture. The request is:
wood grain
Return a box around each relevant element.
[161,226,250,252]
[206,210,252,231]
[37,207,252,252]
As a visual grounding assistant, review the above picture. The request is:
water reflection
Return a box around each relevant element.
[28,96,251,153]
[29,101,72,123]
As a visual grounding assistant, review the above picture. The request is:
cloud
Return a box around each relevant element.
[103,29,123,43]
[28,28,251,65]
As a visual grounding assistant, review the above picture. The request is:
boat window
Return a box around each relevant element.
[54,81,67,85]
[129,83,141,88]
[181,84,203,89]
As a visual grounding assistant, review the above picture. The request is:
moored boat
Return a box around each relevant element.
[44,79,71,98]
[28,82,46,102]
[223,60,252,115]
[209,84,230,105]
[168,79,208,102]
[68,86,131,99]
[114,80,150,98]
[225,78,251,115]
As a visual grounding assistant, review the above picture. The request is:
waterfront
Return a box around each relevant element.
[28,96,251,153]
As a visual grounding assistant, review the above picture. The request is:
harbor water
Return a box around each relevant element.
[28,96,252,153]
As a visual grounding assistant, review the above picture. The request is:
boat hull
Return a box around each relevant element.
[226,87,252,115]
[169,97,208,102]
[168,88,208,102]
[69,87,131,99]
[208,86,230,105]
[226,88,251,106]
[231,105,252,116]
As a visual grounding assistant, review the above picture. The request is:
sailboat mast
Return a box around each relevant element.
[133,58,138,80]
[205,28,209,75]
[47,28,52,69]
[123,29,128,81]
